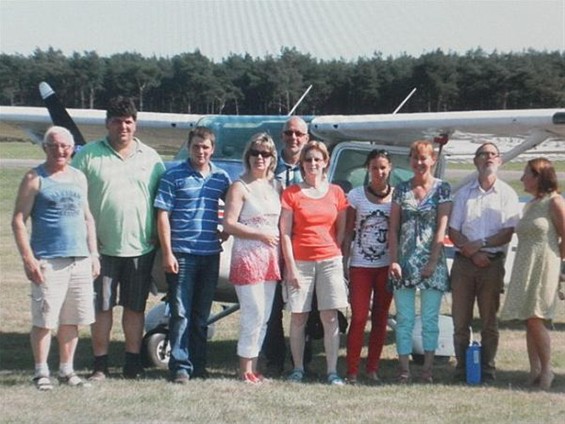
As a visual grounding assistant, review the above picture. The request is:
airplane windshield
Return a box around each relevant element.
[173,115,314,161]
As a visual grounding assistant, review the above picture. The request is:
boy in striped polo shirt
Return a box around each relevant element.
[155,127,231,384]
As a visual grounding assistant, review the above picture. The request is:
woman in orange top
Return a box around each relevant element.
[280,141,349,385]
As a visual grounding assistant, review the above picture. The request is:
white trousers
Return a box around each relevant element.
[235,281,277,358]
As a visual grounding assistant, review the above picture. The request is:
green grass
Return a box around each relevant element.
[1,145,565,423]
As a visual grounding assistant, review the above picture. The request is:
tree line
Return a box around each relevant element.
[1,47,563,115]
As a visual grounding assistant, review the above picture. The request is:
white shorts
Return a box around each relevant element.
[31,257,95,329]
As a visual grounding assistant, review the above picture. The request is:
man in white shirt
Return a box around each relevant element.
[449,142,520,382]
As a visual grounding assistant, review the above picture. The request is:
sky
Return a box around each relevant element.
[1,0,564,62]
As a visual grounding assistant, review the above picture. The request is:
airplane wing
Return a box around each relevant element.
[2,81,563,159]
[309,109,565,145]
[0,105,202,146]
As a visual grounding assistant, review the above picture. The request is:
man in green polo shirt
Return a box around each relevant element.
[72,97,165,380]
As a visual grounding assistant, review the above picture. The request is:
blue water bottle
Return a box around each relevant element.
[466,341,481,384]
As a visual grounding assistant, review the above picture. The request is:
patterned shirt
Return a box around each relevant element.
[391,178,452,291]
[347,186,392,268]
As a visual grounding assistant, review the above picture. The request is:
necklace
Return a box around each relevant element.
[366,184,391,199]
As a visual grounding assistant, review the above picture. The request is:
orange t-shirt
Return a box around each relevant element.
[281,184,348,261]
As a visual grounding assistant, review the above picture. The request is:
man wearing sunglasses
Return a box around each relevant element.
[262,116,309,376]
[275,116,310,187]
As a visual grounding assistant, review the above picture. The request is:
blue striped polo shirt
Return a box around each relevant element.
[154,161,231,255]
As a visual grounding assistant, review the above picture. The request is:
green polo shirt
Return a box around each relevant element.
[72,137,165,257]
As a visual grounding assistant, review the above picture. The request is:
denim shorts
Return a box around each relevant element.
[94,251,156,312]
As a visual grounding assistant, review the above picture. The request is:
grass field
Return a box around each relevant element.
[1,141,564,423]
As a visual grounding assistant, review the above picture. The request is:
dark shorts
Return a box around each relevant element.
[94,251,156,313]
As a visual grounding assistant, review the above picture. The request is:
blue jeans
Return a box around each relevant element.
[394,288,443,355]
[166,253,220,377]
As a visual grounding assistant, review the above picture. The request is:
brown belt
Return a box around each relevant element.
[455,251,505,260]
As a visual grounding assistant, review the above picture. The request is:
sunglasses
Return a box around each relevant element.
[283,130,307,137]
[249,149,272,158]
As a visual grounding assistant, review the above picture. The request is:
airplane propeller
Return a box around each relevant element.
[39,82,86,150]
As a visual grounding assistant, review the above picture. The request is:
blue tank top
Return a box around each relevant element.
[30,165,89,258]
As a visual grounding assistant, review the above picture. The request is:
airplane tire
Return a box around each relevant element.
[144,331,170,369]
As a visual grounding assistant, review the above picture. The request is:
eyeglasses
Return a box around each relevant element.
[476,151,499,159]
[45,143,73,152]
[283,130,307,137]
[249,149,272,158]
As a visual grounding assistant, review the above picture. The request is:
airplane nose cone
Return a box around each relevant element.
[39,82,54,99]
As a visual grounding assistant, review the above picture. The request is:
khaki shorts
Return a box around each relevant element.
[31,257,95,329]
[284,257,349,312]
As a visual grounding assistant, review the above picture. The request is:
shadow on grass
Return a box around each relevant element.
[2,329,563,393]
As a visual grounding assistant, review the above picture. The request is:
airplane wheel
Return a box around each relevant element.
[144,331,170,369]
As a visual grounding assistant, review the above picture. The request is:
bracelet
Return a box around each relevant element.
[91,253,100,258]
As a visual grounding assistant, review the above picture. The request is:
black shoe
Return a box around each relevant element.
[452,368,466,383]
[171,371,190,385]
[191,369,209,380]
[265,364,284,378]
[123,364,144,379]
[123,352,144,379]
[482,371,496,382]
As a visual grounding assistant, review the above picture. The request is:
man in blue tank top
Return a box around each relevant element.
[12,126,100,390]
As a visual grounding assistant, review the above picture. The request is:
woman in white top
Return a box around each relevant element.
[223,133,282,384]
[342,149,394,384]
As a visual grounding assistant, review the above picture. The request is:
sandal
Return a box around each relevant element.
[327,372,345,386]
[420,370,433,384]
[367,371,381,383]
[241,372,262,384]
[58,373,91,387]
[33,375,54,391]
[346,374,358,385]
[287,368,305,383]
[397,371,411,384]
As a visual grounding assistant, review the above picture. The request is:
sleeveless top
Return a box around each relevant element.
[228,178,282,285]
[30,165,89,258]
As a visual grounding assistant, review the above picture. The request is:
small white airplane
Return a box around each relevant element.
[2,82,563,367]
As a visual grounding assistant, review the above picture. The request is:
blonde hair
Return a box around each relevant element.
[299,140,330,176]
[242,132,277,176]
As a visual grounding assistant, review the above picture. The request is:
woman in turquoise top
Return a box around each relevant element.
[389,140,452,383]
